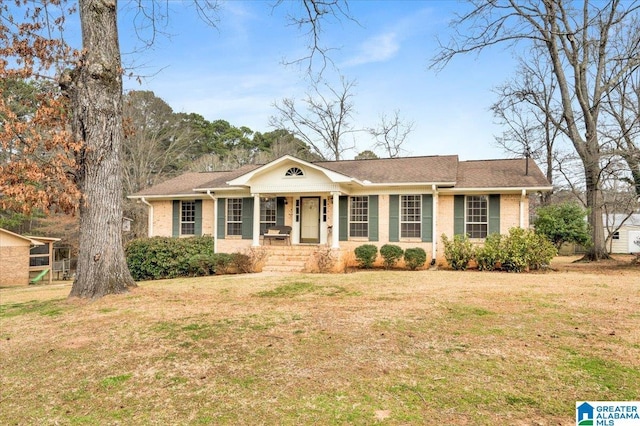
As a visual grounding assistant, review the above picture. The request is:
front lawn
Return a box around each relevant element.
[1,258,638,425]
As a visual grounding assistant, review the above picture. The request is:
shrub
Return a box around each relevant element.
[501,228,557,272]
[404,247,427,270]
[126,236,216,280]
[231,253,253,274]
[475,233,503,271]
[441,234,475,270]
[354,244,378,269]
[379,244,404,270]
[314,247,338,273]
[533,202,591,249]
[524,232,557,270]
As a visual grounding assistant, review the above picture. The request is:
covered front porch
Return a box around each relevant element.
[212,192,342,253]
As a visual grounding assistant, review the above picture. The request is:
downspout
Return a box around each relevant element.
[207,190,217,253]
[519,189,526,228]
[431,184,438,265]
[140,197,153,237]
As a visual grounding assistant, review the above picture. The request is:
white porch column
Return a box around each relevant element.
[332,192,340,249]
[252,193,261,246]
[432,185,438,262]
[519,189,526,228]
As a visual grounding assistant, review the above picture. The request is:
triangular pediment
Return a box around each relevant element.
[226,155,357,192]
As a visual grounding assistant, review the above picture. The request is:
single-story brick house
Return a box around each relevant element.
[129,155,551,269]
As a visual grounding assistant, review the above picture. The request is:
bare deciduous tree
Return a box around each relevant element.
[432,0,640,261]
[3,0,345,298]
[367,110,413,158]
[491,54,564,204]
[270,76,358,160]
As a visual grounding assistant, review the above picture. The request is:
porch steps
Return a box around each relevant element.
[261,245,318,273]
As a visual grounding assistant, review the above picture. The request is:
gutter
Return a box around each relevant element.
[140,197,153,237]
[432,184,438,265]
[207,190,217,253]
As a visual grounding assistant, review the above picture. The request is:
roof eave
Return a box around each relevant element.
[441,186,553,194]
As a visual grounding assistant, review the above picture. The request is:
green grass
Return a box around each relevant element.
[0,298,66,318]
[0,269,638,425]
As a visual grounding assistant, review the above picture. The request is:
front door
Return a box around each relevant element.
[300,197,320,244]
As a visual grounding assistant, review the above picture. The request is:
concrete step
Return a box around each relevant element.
[261,245,320,272]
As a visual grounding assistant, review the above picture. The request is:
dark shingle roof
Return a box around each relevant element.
[130,156,551,197]
[132,165,259,197]
[456,159,549,188]
[315,155,459,183]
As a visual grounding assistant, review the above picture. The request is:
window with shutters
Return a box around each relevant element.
[181,201,196,235]
[466,195,488,238]
[349,196,368,238]
[400,195,421,238]
[260,197,276,235]
[226,198,243,236]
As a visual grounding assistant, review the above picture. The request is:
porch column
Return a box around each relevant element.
[432,185,438,262]
[252,193,261,247]
[332,192,340,249]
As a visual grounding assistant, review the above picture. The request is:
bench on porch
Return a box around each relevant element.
[263,225,292,245]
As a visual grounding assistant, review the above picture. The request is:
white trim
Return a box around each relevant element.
[206,190,217,253]
[141,197,153,237]
[432,185,438,262]
[332,192,340,249]
[226,155,355,186]
[519,189,526,228]
[441,186,552,194]
[252,193,260,247]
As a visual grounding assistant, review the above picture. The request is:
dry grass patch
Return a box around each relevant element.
[1,260,638,425]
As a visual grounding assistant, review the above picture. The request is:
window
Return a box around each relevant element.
[466,195,488,238]
[29,244,50,267]
[227,198,242,236]
[612,231,620,240]
[349,196,368,237]
[181,201,196,235]
[285,167,304,177]
[260,197,276,235]
[401,195,421,238]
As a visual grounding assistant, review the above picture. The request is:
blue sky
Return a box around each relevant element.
[114,1,520,161]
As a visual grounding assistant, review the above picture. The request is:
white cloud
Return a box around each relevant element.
[342,32,399,67]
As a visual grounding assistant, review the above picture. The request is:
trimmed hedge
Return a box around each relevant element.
[354,244,378,269]
[126,236,218,280]
[380,244,404,269]
[404,247,427,270]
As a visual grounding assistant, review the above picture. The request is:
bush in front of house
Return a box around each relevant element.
[441,234,475,270]
[475,233,503,271]
[379,244,404,270]
[500,227,557,272]
[354,244,378,269]
[404,247,427,270]
[126,236,216,280]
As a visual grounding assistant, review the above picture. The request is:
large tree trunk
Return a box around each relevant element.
[65,0,136,298]
[583,163,609,261]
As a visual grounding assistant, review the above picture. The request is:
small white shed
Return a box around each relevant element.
[605,214,640,254]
